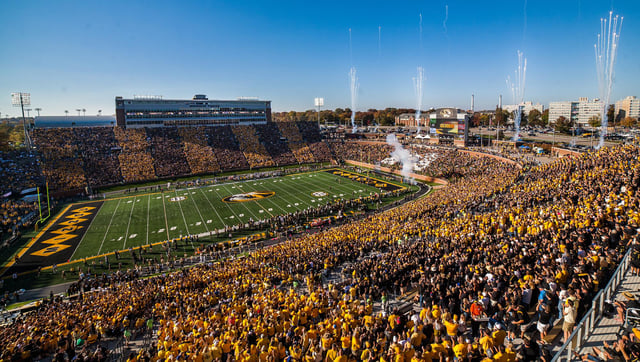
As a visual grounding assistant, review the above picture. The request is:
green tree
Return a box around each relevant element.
[555,116,573,135]
[479,114,490,126]
[541,109,549,126]
[494,107,509,126]
[620,117,638,128]
[588,115,601,129]
[528,109,543,127]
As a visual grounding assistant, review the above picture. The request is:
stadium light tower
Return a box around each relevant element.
[82,108,86,116]
[34,107,42,117]
[97,109,102,116]
[25,108,32,118]
[65,110,69,118]
[11,92,32,147]
[76,108,81,116]
[314,97,324,127]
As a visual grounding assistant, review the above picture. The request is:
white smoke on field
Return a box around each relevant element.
[386,134,415,183]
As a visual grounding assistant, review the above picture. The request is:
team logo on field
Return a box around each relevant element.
[170,196,187,202]
[222,191,275,203]
[312,191,328,197]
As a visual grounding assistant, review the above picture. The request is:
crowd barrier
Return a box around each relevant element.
[552,248,632,361]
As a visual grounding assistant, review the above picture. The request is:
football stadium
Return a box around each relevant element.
[3,104,640,360]
[2,1,640,361]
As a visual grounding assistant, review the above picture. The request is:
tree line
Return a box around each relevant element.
[273,108,421,126]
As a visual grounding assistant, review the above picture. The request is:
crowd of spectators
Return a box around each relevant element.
[26,122,330,193]
[276,121,317,164]
[2,144,639,361]
[31,128,87,192]
[206,125,250,171]
[0,150,44,242]
[146,127,191,178]
[179,127,221,175]
[232,125,275,169]
[114,127,156,184]
[329,141,393,165]
[75,127,123,187]
[0,150,43,194]
[255,124,298,166]
[297,121,333,163]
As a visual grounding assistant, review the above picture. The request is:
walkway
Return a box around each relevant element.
[577,268,640,357]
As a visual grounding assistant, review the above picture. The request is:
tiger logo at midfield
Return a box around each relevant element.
[312,191,328,197]
[222,191,275,203]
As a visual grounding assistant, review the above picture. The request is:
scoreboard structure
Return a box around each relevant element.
[428,108,469,146]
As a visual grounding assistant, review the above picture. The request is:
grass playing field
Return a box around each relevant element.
[60,169,400,261]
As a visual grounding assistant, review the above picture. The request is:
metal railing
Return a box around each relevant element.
[552,249,632,361]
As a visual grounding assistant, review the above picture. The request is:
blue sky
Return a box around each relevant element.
[0,0,638,116]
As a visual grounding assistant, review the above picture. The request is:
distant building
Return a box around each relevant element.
[615,96,640,120]
[34,115,116,128]
[576,97,603,126]
[548,97,603,128]
[395,113,429,127]
[503,101,544,115]
[115,94,272,128]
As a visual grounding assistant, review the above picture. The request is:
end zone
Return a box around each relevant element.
[3,201,104,276]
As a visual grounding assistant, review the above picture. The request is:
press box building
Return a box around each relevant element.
[115,95,272,128]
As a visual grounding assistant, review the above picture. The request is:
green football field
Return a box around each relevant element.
[66,169,397,260]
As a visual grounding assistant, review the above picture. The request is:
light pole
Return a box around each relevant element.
[11,92,32,147]
[65,110,69,119]
[34,108,42,117]
[314,98,324,128]
[76,109,81,116]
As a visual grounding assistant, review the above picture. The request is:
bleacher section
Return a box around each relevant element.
[206,126,249,171]
[178,127,221,175]
[254,123,297,166]
[146,127,191,178]
[296,121,333,162]
[114,127,156,184]
[276,121,316,164]
[74,127,123,187]
[30,122,331,193]
[31,128,88,192]
[231,125,275,169]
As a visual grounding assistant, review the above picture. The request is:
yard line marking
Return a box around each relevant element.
[146,194,150,244]
[189,191,210,233]
[267,177,314,209]
[240,182,285,214]
[174,190,191,235]
[123,196,137,249]
[209,186,243,224]
[161,192,170,240]
[198,188,226,227]
[301,172,355,195]
[97,199,122,255]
